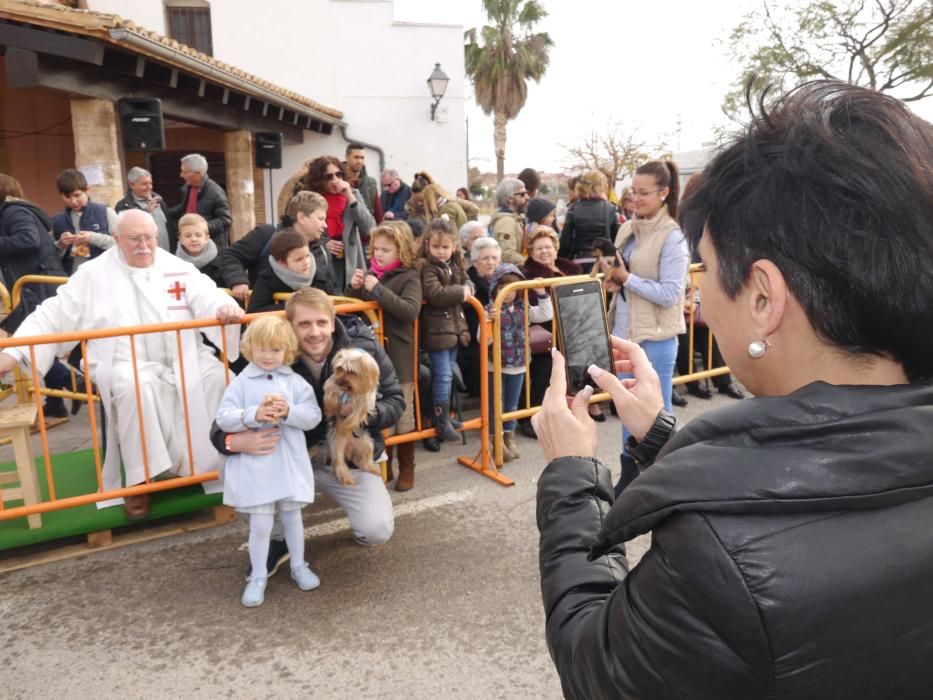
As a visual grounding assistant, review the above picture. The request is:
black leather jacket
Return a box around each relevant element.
[537,381,933,699]
[557,198,620,260]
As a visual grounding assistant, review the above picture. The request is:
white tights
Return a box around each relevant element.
[248,509,306,581]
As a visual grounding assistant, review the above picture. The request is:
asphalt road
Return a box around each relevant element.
[0,389,739,699]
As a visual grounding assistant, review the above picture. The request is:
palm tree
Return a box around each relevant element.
[465,0,552,183]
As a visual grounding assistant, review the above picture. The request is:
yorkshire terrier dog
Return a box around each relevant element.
[322,348,382,486]
[590,237,622,267]
[590,238,629,299]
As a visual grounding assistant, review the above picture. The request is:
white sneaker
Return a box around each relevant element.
[241,577,267,607]
[290,562,321,591]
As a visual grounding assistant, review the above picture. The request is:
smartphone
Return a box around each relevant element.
[551,279,615,394]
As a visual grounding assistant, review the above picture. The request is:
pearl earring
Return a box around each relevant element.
[747,338,771,359]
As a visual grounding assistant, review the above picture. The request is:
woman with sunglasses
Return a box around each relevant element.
[598,160,689,494]
[293,156,375,289]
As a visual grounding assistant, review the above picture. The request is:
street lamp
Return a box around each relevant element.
[427,63,449,121]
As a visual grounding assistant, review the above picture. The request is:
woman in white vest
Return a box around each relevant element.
[600,160,689,494]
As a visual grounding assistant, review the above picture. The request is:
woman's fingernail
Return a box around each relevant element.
[588,365,604,378]
[581,385,594,400]
[551,347,559,358]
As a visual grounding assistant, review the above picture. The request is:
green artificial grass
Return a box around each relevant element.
[0,448,221,550]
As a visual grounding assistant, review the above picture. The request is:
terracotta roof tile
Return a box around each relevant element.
[0,0,344,121]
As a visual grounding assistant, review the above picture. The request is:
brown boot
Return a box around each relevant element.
[502,431,520,462]
[384,446,395,483]
[395,441,416,491]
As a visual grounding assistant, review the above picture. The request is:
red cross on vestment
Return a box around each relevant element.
[167,281,186,300]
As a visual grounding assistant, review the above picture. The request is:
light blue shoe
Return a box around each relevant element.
[241,577,267,607]
[290,563,321,591]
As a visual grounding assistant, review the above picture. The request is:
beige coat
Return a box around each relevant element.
[608,208,686,343]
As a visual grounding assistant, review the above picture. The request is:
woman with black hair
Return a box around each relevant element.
[534,81,933,698]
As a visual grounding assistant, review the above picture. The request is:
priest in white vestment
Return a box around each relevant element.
[0,209,244,518]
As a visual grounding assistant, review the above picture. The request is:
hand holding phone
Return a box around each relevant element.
[586,336,666,442]
[531,347,599,461]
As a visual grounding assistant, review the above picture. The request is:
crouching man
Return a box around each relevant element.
[211,288,404,576]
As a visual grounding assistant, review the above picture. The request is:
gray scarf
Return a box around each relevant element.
[269,254,315,291]
[175,238,218,269]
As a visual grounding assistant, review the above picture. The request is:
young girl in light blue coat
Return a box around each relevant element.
[216,315,322,607]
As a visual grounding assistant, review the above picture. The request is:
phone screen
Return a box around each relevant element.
[553,281,614,393]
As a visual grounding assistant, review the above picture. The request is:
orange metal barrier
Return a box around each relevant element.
[381,297,506,486]
[486,265,732,466]
[8,275,76,408]
[0,281,10,316]
[271,292,507,484]
[0,294,503,525]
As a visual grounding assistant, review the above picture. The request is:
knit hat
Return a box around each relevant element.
[526,197,555,224]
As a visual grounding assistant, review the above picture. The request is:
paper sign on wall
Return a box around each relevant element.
[243,180,254,195]
[79,164,105,186]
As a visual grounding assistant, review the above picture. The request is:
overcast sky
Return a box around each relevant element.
[395,0,933,175]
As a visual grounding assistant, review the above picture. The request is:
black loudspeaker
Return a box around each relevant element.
[255,132,283,169]
[118,98,165,152]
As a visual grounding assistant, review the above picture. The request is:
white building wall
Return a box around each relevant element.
[328,0,467,193]
[86,0,467,220]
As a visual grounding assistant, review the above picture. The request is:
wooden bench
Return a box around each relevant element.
[0,404,42,529]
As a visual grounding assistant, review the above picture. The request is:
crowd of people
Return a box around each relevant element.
[3,140,734,606]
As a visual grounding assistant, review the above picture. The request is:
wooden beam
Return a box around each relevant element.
[243,95,251,111]
[134,55,146,78]
[221,88,230,105]
[23,54,306,143]
[169,68,178,89]
[197,78,206,97]
[4,47,39,88]
[0,23,104,65]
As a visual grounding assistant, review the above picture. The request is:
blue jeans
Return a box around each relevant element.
[428,347,459,405]
[619,337,678,454]
[489,371,525,433]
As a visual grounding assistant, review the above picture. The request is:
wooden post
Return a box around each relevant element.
[223,130,256,242]
[70,98,124,207]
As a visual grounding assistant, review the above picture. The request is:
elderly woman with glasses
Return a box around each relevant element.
[292,155,375,289]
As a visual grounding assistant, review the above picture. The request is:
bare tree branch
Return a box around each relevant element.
[560,123,666,187]
[724,0,932,118]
